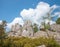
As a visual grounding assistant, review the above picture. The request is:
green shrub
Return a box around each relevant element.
[44,24,50,30]
[24,43,36,47]
[33,24,38,33]
[56,18,60,24]
[2,37,60,47]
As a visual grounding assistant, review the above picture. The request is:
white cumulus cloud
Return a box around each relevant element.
[7,2,60,30]
[7,17,24,28]
[20,2,58,25]
[21,8,35,21]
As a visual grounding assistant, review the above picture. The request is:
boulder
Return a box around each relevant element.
[37,45,46,47]
[50,24,60,33]
[34,31,48,38]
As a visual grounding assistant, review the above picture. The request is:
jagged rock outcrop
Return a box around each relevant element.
[7,21,60,44]
[8,23,22,37]
[34,30,60,38]
[22,20,34,37]
[34,30,60,44]
[50,24,60,33]
[8,20,34,37]
[34,31,48,38]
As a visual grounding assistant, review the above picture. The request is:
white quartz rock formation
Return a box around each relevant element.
[22,20,34,37]
[34,31,48,38]
[37,45,46,47]
[21,30,29,37]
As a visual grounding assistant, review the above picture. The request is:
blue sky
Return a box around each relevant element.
[0,0,60,22]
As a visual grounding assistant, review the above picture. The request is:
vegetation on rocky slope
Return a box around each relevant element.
[0,36,60,47]
[56,18,60,24]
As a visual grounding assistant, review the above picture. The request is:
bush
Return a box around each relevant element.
[56,18,60,24]
[33,24,38,33]
[44,24,50,30]
[1,37,60,47]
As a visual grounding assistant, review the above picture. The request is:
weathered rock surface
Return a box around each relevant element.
[34,30,60,44]
[22,20,34,37]
[34,31,48,38]
[50,24,60,33]
[8,20,34,37]
[37,45,46,47]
